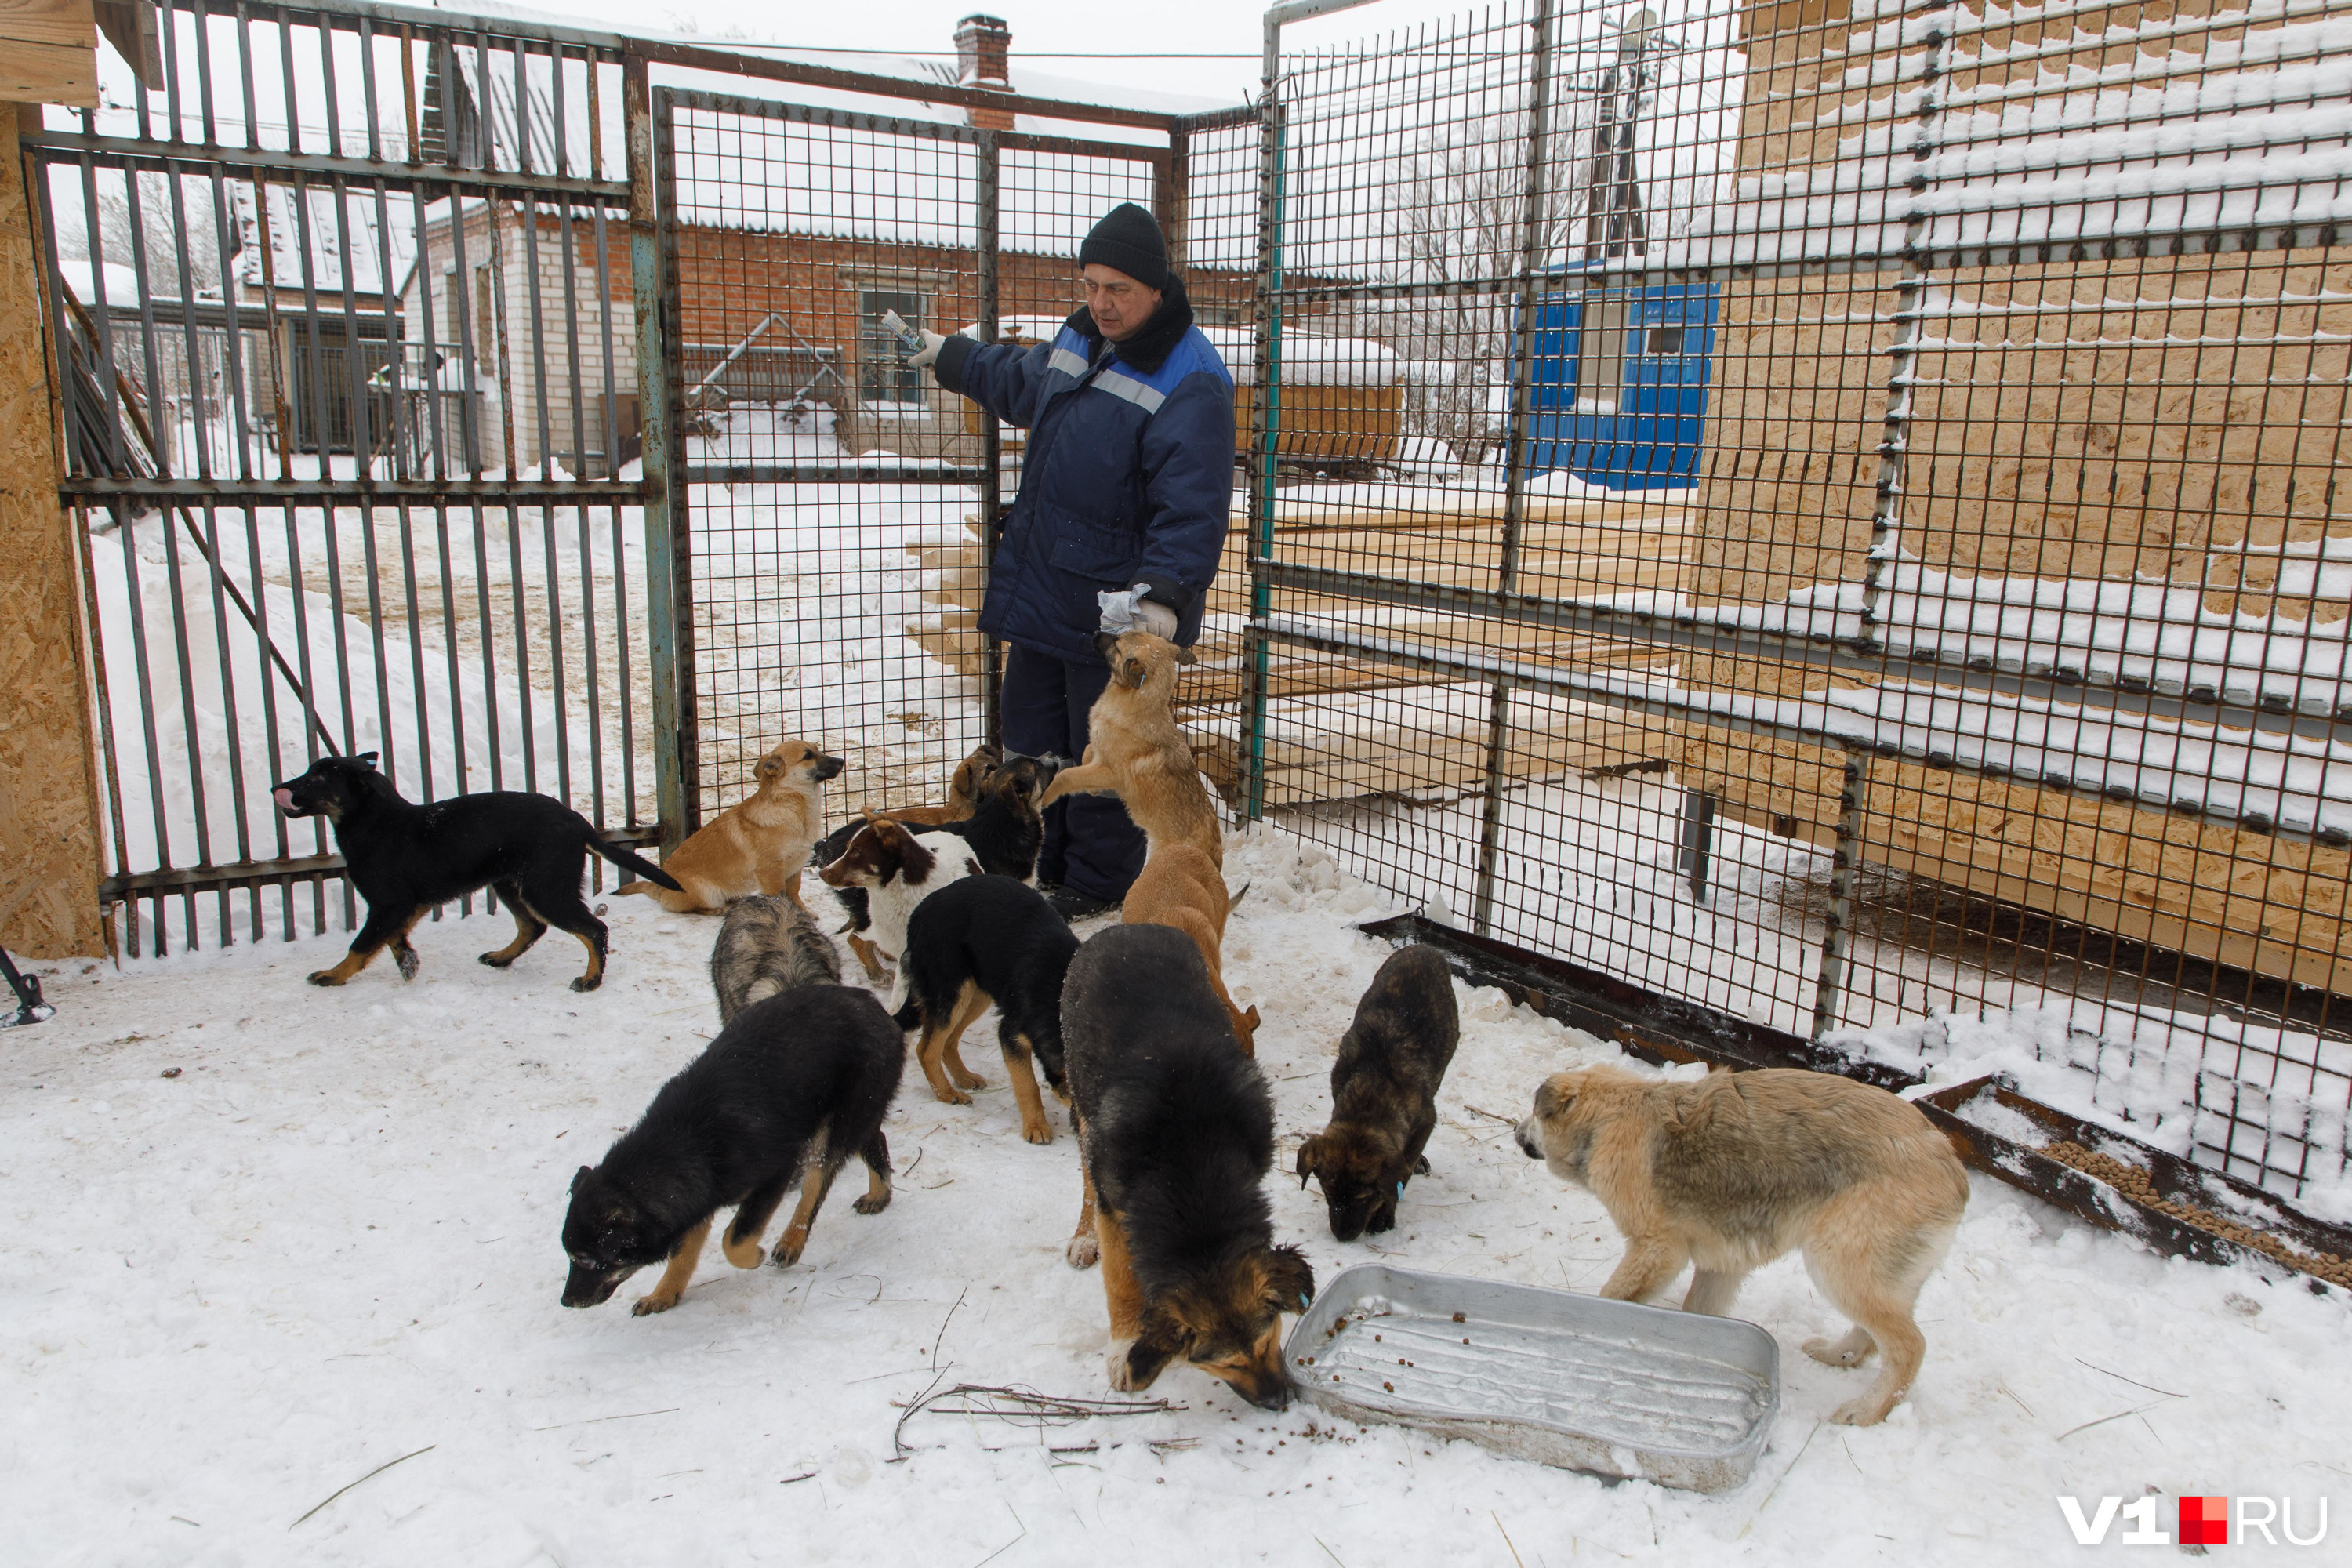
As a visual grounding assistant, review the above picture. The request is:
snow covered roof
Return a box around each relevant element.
[231,183,416,300]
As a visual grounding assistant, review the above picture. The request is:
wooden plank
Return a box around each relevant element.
[0,0,94,49]
[0,34,97,103]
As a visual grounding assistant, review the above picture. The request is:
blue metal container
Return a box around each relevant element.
[1524,277,1717,490]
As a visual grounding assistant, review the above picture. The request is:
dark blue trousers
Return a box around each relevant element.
[1000,642,1146,903]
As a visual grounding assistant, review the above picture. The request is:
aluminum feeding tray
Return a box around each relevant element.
[1285,1263,1780,1493]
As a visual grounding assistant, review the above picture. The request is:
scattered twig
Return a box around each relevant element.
[1493,1511,1526,1568]
[289,1445,436,1530]
[2057,1400,2172,1443]
[931,1286,969,1366]
[1997,1381,2036,1419]
[169,1517,200,1528]
[971,1503,1026,1568]
[779,1472,818,1486]
[893,1381,1178,1458]
[529,1407,679,1432]
[2074,1359,2185,1399]
[1464,1105,1517,1125]
[1048,1443,1101,1455]
[1317,1536,1348,1567]
[891,1369,954,1460]
[1737,1421,1821,1538]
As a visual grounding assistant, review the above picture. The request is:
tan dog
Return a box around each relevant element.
[863,742,996,830]
[1038,630,1221,867]
[1515,1064,1969,1427]
[615,739,842,914]
[1122,843,1258,1054]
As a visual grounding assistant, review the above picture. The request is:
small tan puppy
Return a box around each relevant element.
[1122,843,1258,1054]
[1515,1064,1968,1427]
[1039,630,1221,867]
[615,739,843,914]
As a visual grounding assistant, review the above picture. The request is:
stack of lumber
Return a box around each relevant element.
[902,493,1691,805]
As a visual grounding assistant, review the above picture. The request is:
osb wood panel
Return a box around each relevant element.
[0,101,105,956]
[0,0,94,48]
[0,37,96,105]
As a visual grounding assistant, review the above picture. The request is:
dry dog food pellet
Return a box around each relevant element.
[1451,1312,1465,1323]
[1382,1381,1394,1392]
[2045,1140,2352,1290]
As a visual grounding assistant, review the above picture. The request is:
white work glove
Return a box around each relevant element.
[1098,583,1178,641]
[906,329,946,369]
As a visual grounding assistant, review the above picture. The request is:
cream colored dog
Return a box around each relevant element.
[615,739,842,914]
[1515,1064,1969,1426]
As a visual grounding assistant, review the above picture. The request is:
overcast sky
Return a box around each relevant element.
[557,0,1467,107]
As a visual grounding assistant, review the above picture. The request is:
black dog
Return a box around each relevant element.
[272,753,679,991]
[816,753,1060,945]
[1295,944,1461,1241]
[891,875,1079,1142]
[561,983,902,1315]
[1062,923,1313,1410]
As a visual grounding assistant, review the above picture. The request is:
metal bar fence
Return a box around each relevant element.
[29,0,656,956]
[1243,0,2352,1207]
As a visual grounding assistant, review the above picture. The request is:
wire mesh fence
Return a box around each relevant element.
[1243,0,2352,1204]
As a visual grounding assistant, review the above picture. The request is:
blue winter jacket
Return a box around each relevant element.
[932,278,1235,664]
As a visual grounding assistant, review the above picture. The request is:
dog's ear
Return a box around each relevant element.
[1243,1004,1261,1033]
[1120,655,1148,690]
[1175,645,1198,666]
[1532,1072,1578,1122]
[1094,630,1121,666]
[1259,1244,1317,1315]
[569,1163,595,1193]
[354,750,379,770]
[1294,1134,1326,1187]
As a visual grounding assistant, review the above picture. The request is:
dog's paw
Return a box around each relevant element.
[394,947,421,982]
[1104,1339,1139,1392]
[1021,1117,1056,1146]
[305,969,344,987]
[630,1291,681,1317]
[771,1227,809,1268]
[1828,1396,1891,1427]
[570,974,602,993]
[948,1065,987,1091]
[477,951,513,969]
[852,1189,892,1216]
[1803,1332,1873,1368]
[930,1084,973,1106]
[1065,1233,1100,1269]
[721,1235,766,1269]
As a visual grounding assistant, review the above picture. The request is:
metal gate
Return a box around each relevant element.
[1246,0,2352,1205]
[29,0,658,955]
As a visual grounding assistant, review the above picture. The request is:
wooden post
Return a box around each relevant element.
[1,100,107,956]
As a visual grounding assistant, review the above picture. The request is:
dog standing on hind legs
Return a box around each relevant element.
[1514,1063,1969,1425]
[272,752,680,992]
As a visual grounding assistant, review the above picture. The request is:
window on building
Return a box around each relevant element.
[859,289,925,405]
[1639,323,1686,356]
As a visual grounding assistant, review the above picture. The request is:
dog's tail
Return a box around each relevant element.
[590,835,683,891]
[1228,880,1252,911]
[892,993,922,1033]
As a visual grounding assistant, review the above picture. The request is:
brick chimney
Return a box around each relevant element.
[955,14,1014,132]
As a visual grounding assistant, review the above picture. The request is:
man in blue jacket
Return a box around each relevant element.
[909,202,1234,920]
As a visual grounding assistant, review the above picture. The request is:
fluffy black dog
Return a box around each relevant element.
[1295,944,1461,1240]
[891,875,1079,1142]
[560,983,902,1315]
[271,752,678,991]
[1062,924,1313,1410]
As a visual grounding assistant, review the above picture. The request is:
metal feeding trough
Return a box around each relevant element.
[1286,1264,1780,1493]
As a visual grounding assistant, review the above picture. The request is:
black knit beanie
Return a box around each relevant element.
[1079,201,1171,290]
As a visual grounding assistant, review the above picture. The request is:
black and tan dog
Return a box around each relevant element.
[1296,944,1460,1241]
[561,984,902,1316]
[1062,923,1313,1409]
[891,875,1078,1142]
[272,752,679,991]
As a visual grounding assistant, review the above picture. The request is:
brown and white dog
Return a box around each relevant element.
[1122,842,1258,1055]
[816,818,983,1007]
[616,739,842,914]
[1038,630,1221,868]
[1515,1064,1969,1426]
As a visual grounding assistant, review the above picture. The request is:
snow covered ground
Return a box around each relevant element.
[5,828,2346,1566]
